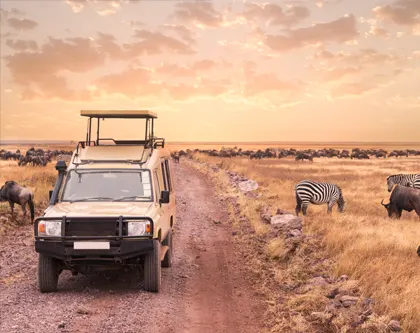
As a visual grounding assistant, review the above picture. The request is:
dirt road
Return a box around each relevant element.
[0,163,263,333]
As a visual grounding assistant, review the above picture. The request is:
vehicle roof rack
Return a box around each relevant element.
[80,110,157,119]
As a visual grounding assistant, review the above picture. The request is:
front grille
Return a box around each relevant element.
[65,219,123,237]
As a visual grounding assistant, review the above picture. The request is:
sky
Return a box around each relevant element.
[0,0,419,142]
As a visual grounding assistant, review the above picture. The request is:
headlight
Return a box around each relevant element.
[38,220,62,237]
[127,221,151,236]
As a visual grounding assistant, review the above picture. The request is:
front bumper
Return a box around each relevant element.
[34,216,154,262]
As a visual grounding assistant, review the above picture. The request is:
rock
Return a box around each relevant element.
[76,307,92,315]
[388,320,402,332]
[58,322,66,329]
[260,213,272,223]
[232,231,237,236]
[287,229,302,238]
[213,219,221,225]
[326,288,339,299]
[310,311,333,322]
[337,274,349,282]
[275,208,293,215]
[238,180,258,192]
[310,276,328,286]
[340,295,359,308]
[270,214,302,230]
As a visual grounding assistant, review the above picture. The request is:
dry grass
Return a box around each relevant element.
[190,152,420,332]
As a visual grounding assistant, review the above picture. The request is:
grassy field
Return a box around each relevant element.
[189,152,420,332]
[1,143,420,331]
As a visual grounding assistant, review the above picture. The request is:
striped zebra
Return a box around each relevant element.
[386,174,420,192]
[295,180,346,216]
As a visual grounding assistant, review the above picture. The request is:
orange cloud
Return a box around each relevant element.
[65,0,139,15]
[312,48,400,65]
[5,39,38,51]
[161,24,197,43]
[240,2,310,27]
[265,15,358,51]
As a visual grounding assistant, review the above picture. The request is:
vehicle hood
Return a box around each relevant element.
[44,202,157,218]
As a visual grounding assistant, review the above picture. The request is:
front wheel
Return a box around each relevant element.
[143,239,161,292]
[38,254,60,293]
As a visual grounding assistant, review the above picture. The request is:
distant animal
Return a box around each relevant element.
[295,180,346,216]
[0,181,35,223]
[295,153,313,162]
[386,174,420,192]
[171,152,180,163]
[381,184,420,220]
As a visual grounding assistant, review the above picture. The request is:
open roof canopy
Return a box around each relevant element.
[80,110,158,119]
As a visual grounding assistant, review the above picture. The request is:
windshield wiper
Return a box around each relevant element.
[70,196,115,202]
[113,196,150,201]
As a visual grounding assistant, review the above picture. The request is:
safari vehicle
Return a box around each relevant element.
[34,110,176,293]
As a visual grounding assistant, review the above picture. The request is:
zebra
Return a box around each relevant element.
[295,180,346,216]
[386,174,420,192]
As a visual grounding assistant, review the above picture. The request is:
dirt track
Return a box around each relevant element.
[0,163,263,333]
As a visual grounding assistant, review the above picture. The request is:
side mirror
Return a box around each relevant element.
[49,190,53,200]
[160,190,170,204]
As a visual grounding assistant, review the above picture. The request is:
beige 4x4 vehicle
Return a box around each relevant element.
[34,110,176,293]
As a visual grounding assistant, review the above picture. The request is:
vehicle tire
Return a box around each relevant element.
[143,239,161,292]
[161,229,173,268]
[38,254,60,293]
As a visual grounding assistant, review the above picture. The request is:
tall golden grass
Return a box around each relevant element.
[191,153,420,332]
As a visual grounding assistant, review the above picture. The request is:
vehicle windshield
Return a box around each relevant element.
[61,169,153,202]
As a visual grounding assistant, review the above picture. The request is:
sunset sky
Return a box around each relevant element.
[0,0,419,142]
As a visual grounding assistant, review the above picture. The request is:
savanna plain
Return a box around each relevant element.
[1,143,420,333]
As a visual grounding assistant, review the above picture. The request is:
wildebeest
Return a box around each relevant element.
[381,184,420,220]
[0,181,35,223]
[295,153,313,162]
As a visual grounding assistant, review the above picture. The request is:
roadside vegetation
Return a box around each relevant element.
[186,153,420,332]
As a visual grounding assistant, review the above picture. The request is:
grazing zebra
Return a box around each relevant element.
[295,180,346,216]
[386,174,420,192]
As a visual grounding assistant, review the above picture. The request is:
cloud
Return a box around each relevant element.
[65,0,139,16]
[127,29,195,56]
[265,15,358,51]
[6,17,38,30]
[171,2,224,28]
[317,66,362,82]
[311,48,400,65]
[240,2,310,27]
[166,78,231,101]
[161,24,197,43]
[329,74,395,99]
[4,36,106,100]
[315,0,343,7]
[94,66,161,97]
[5,39,39,51]
[154,60,217,77]
[373,0,420,28]
[243,73,299,97]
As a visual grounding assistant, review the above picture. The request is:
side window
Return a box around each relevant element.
[154,170,161,201]
[164,160,173,192]
[161,161,169,191]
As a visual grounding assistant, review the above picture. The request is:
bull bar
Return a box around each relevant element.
[33,216,155,262]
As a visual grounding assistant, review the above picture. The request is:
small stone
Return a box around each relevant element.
[388,320,402,332]
[310,276,328,286]
[180,274,189,279]
[326,288,339,299]
[270,214,302,230]
[232,231,237,236]
[338,274,349,282]
[261,213,272,223]
[287,229,302,238]
[58,322,66,329]
[213,219,222,225]
[340,295,359,307]
[76,307,92,315]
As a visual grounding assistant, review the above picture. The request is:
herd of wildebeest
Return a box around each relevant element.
[171,147,420,161]
[0,147,73,167]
